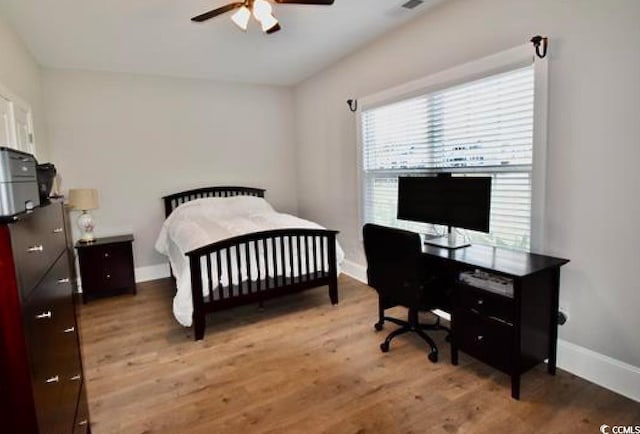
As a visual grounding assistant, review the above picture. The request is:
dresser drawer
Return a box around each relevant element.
[455,309,513,373]
[73,382,90,434]
[456,283,514,324]
[10,203,66,300]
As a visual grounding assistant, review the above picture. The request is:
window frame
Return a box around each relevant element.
[0,81,37,156]
[356,44,549,252]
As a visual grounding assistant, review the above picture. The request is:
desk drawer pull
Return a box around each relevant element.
[70,374,82,381]
[35,311,52,320]
[64,326,76,333]
[27,245,44,253]
[45,376,59,384]
[52,227,64,234]
[57,277,70,284]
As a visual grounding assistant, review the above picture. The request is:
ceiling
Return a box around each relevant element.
[0,0,443,86]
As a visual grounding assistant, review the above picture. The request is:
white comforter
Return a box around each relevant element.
[155,196,344,326]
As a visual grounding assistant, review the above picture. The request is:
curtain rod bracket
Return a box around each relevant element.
[530,35,548,59]
[347,99,358,112]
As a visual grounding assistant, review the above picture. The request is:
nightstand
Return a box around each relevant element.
[76,234,136,303]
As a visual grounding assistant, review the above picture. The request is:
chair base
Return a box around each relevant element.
[375,310,449,363]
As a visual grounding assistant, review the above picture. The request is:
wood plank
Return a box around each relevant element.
[77,276,640,433]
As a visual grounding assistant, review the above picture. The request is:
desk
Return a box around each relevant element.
[420,241,570,399]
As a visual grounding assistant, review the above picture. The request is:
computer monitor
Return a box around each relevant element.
[397,175,492,249]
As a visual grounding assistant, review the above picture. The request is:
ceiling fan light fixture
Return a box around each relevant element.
[252,0,273,22]
[260,14,279,33]
[230,6,251,31]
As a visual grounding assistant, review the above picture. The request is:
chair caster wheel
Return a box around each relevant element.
[374,322,384,331]
[428,351,438,363]
[380,342,390,353]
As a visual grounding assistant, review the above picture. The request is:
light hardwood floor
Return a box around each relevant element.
[77,275,639,433]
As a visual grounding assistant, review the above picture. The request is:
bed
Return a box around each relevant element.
[156,186,343,340]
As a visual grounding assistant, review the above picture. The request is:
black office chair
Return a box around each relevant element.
[362,223,449,363]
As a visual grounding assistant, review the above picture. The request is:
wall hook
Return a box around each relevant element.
[347,99,358,112]
[530,35,548,59]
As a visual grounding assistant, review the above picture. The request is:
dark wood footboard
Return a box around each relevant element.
[186,228,339,340]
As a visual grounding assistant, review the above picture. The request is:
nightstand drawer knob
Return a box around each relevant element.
[106,274,111,279]
[64,326,76,333]
[104,252,110,258]
[27,245,44,253]
[57,277,70,284]
[36,311,52,320]
[45,376,59,384]
[476,335,484,342]
[477,299,484,305]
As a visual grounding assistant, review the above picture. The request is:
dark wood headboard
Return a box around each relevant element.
[162,186,266,218]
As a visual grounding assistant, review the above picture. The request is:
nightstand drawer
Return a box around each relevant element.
[457,284,514,324]
[455,309,513,373]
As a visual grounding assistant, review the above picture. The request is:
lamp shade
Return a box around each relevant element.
[68,189,99,211]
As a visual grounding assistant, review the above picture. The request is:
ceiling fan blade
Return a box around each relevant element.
[266,23,282,34]
[191,2,245,22]
[274,0,334,4]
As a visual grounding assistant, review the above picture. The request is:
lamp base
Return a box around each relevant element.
[77,211,96,243]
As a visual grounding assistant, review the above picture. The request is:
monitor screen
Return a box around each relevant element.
[397,176,492,233]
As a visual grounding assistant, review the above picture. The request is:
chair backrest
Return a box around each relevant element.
[362,223,425,308]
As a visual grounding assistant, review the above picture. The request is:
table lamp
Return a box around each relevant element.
[68,188,99,243]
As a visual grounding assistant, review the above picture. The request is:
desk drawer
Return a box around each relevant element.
[455,309,513,373]
[457,284,514,324]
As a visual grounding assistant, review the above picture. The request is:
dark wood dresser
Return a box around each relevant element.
[0,202,91,433]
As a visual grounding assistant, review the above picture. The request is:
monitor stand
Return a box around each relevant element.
[423,230,470,250]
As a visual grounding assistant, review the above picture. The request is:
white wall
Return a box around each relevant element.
[0,14,48,160]
[43,69,298,269]
[294,0,640,368]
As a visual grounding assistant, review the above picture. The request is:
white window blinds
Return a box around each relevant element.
[361,65,535,250]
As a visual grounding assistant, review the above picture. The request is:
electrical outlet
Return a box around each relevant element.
[557,307,569,325]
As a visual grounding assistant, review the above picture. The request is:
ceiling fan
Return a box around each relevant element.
[191,0,335,34]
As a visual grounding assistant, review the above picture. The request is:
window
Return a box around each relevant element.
[360,63,538,251]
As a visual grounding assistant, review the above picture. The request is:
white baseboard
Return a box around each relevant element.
[341,259,639,402]
[341,259,367,283]
[134,263,171,283]
[557,339,640,402]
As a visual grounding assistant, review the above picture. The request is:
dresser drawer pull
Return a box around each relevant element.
[70,374,82,381]
[488,316,514,326]
[35,311,52,320]
[64,326,76,333]
[52,227,64,233]
[57,277,70,284]
[45,376,59,384]
[78,420,88,426]
[27,245,44,253]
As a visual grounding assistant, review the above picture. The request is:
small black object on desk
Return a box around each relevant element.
[75,234,136,303]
